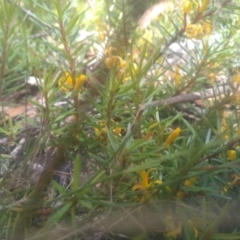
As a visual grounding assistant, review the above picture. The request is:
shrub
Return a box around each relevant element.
[0,0,240,239]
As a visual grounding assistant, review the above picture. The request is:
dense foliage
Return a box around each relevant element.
[0,0,240,239]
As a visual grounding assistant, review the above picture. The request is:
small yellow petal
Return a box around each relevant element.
[184,177,197,187]
[74,74,86,92]
[145,130,153,140]
[58,72,86,92]
[58,73,73,92]
[132,184,144,191]
[104,56,123,69]
[176,191,185,199]
[138,171,149,188]
[202,21,212,35]
[221,186,228,194]
[186,24,204,39]
[199,0,210,13]
[227,150,236,161]
[149,180,162,187]
[173,68,180,88]
[232,74,240,85]
[188,219,199,238]
[132,169,162,202]
[105,46,117,56]
[237,127,240,137]
[113,126,122,135]
[163,128,181,149]
[166,226,182,238]
[183,1,192,14]
[94,121,106,139]
[104,56,117,68]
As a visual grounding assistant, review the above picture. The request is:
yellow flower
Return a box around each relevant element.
[233,93,240,105]
[237,127,240,137]
[232,74,240,85]
[183,0,193,14]
[113,126,122,135]
[104,46,132,83]
[184,177,197,187]
[220,118,229,140]
[229,174,240,186]
[227,150,236,161]
[176,177,197,199]
[188,219,199,238]
[104,56,124,69]
[202,21,212,35]
[163,128,181,149]
[132,169,162,202]
[105,46,117,56]
[145,130,153,140]
[166,226,182,239]
[199,0,210,13]
[104,46,126,70]
[58,72,86,92]
[176,191,185,199]
[186,21,211,39]
[222,175,240,194]
[165,215,182,239]
[94,121,106,139]
[221,185,229,194]
[94,120,123,142]
[186,24,204,39]
[165,215,199,239]
[173,67,180,88]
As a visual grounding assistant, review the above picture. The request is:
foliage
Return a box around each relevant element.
[0,0,240,239]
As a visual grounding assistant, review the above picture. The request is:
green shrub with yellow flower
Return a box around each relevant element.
[0,0,240,239]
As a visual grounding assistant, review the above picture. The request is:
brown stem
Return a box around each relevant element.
[0,17,10,123]
[57,1,79,122]
[139,84,233,111]
[106,90,114,127]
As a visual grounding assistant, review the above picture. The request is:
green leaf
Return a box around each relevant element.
[79,200,93,210]
[51,180,66,195]
[71,155,81,190]
[47,201,72,223]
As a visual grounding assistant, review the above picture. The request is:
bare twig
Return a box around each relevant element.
[139,84,233,111]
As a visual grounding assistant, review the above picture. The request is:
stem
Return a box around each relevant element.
[56,0,79,120]
[121,0,128,49]
[0,16,10,122]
